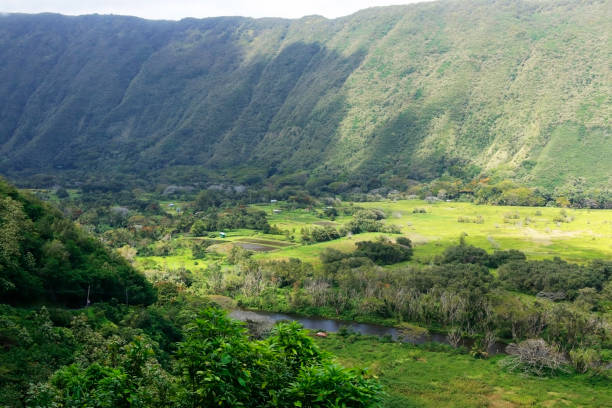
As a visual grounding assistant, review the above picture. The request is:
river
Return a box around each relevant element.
[229,309,507,355]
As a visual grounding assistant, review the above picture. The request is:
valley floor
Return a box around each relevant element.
[317,334,611,408]
[132,199,612,407]
[137,200,612,271]
[257,200,612,264]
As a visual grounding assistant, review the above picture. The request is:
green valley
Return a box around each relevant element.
[1,0,611,406]
[1,176,611,407]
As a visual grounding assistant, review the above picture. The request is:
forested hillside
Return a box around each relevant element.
[0,177,155,306]
[0,0,610,189]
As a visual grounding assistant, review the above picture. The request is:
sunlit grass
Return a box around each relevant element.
[257,200,611,264]
[136,200,611,271]
[316,334,612,408]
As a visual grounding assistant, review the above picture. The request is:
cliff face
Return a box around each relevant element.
[1,0,610,188]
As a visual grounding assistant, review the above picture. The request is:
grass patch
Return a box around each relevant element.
[257,201,611,264]
[316,334,612,408]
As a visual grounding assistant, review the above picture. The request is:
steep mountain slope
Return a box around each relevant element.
[0,177,156,306]
[0,0,609,189]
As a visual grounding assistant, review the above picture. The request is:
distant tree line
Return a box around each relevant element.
[191,208,271,235]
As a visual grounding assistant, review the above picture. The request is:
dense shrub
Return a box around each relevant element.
[354,209,386,220]
[498,259,611,299]
[176,309,382,407]
[260,258,314,287]
[280,363,382,407]
[441,244,489,265]
[347,218,401,234]
[354,240,413,265]
[345,208,401,234]
[417,263,495,297]
[301,225,345,243]
[319,248,373,274]
[441,244,526,269]
[487,249,526,268]
[569,348,603,374]
[396,237,413,247]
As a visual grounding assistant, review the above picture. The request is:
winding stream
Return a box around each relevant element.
[230,309,507,355]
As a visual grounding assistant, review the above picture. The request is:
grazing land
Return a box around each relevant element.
[317,334,612,408]
[248,200,612,264]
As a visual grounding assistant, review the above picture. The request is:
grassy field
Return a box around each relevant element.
[136,248,212,272]
[135,200,611,271]
[316,334,612,408]
[257,200,612,265]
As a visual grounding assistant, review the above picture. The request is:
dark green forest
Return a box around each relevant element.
[0,178,155,306]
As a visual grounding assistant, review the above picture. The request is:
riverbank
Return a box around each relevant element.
[229,308,508,355]
[316,334,611,408]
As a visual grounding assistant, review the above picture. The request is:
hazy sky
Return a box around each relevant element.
[0,0,429,20]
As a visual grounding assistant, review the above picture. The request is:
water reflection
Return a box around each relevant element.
[229,309,506,355]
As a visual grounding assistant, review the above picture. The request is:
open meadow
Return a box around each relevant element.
[254,200,612,264]
[134,199,612,277]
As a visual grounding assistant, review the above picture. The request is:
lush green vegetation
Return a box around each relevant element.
[1,0,611,402]
[0,179,384,407]
[0,178,155,306]
[1,0,610,195]
[498,258,611,300]
[0,301,382,407]
[1,178,611,407]
[258,199,612,264]
[328,237,413,266]
[317,334,612,407]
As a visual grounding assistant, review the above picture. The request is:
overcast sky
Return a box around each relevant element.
[0,0,431,20]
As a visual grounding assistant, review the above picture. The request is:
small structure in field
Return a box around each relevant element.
[219,232,226,238]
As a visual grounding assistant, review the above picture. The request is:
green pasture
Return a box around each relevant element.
[137,200,611,269]
[135,248,212,272]
[316,334,611,408]
[259,201,612,264]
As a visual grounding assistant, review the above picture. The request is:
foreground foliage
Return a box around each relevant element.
[1,303,382,408]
